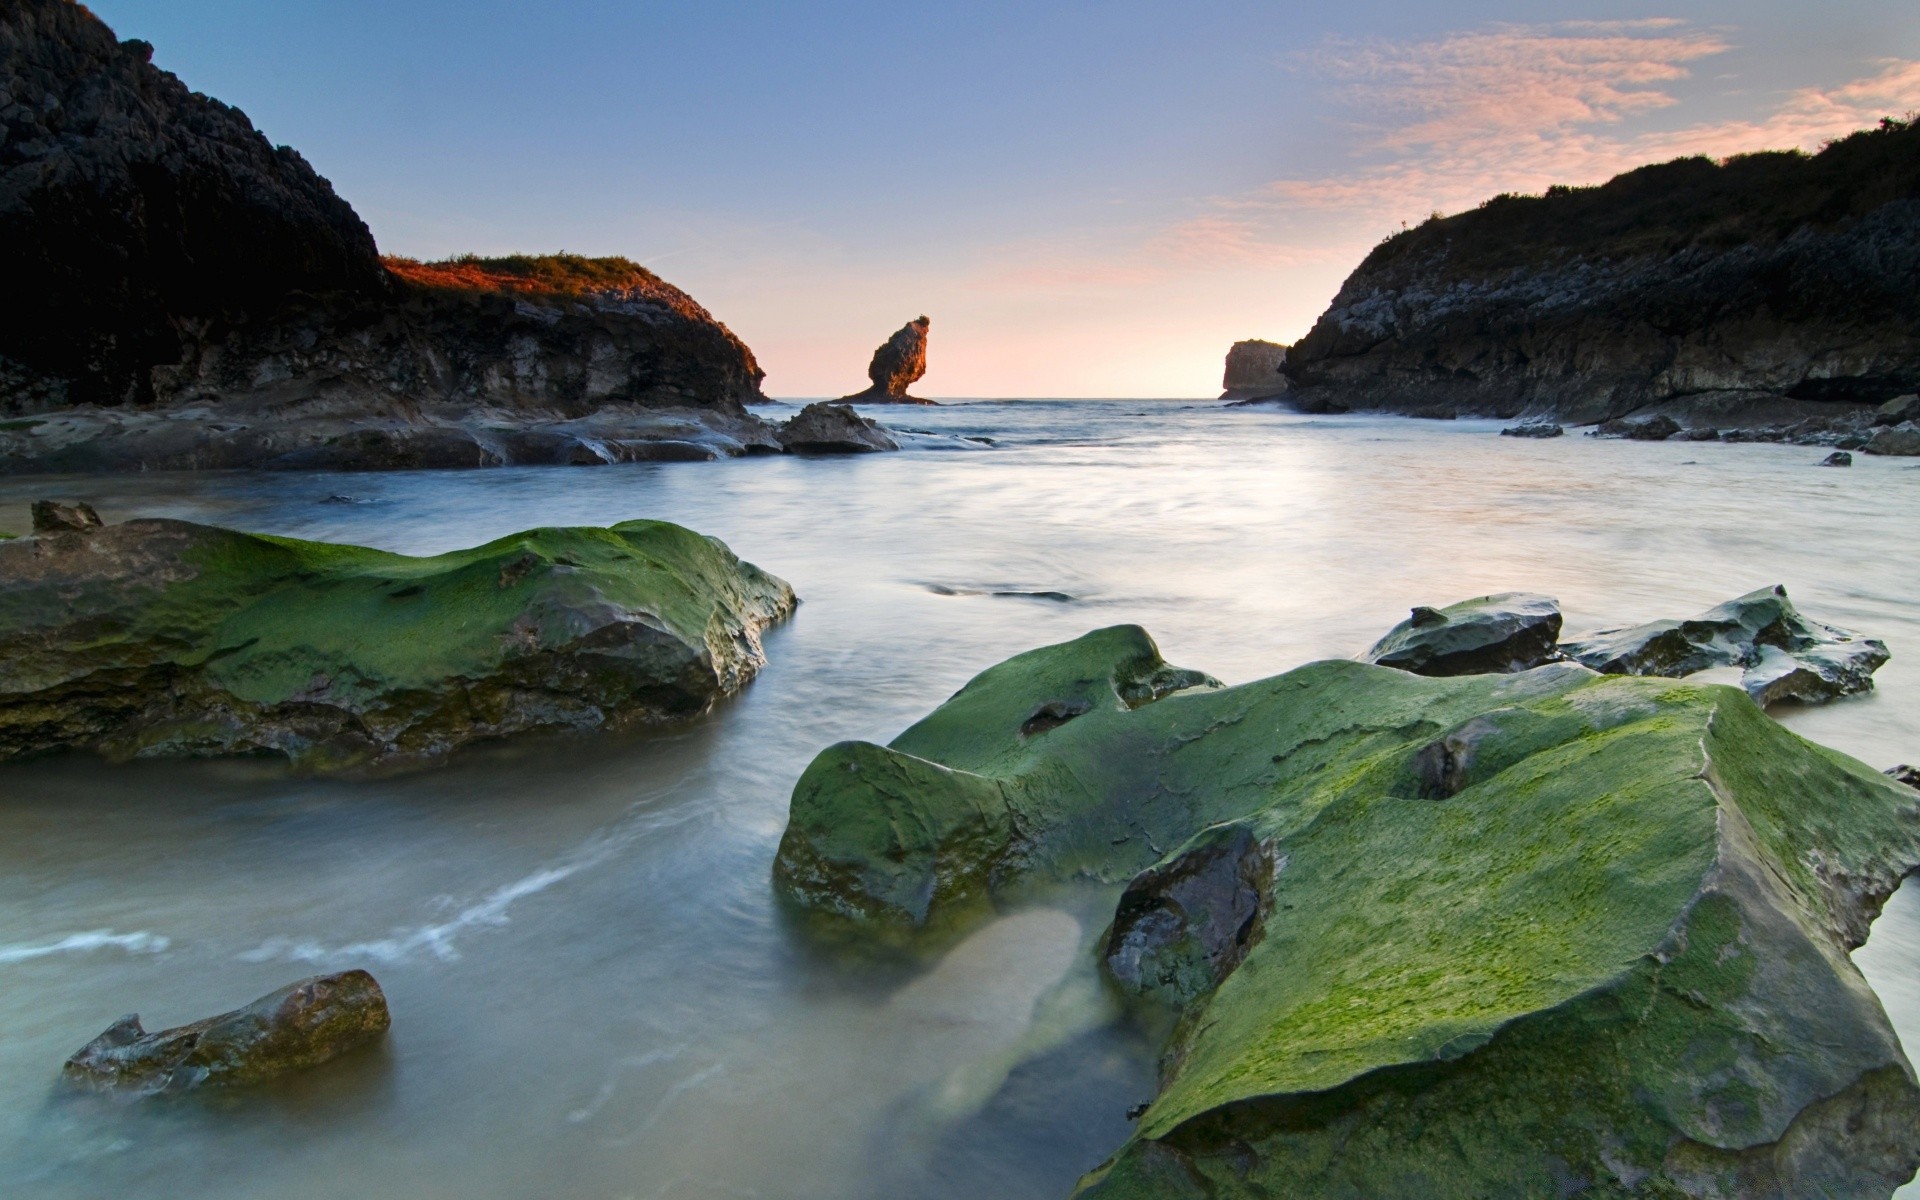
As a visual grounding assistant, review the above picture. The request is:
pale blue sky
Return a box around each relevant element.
[87,2,1920,395]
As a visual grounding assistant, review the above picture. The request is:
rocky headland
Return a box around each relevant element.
[1277,118,1920,430]
[0,506,795,770]
[773,595,1918,1198]
[1218,339,1289,402]
[839,317,934,405]
[0,0,885,469]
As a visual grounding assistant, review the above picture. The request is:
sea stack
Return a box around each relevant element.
[1220,339,1289,402]
[840,317,934,404]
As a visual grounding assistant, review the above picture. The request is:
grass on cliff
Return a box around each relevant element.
[384,253,670,297]
[1367,115,1920,274]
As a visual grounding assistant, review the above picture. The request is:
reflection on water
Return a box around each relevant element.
[1,401,1917,1198]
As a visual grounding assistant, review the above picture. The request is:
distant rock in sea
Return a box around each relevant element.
[1219,339,1289,402]
[1278,119,1920,428]
[839,317,935,405]
[0,0,779,472]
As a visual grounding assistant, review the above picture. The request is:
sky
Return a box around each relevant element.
[85,1,1920,397]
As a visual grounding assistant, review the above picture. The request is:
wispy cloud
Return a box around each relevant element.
[969,21,1920,303]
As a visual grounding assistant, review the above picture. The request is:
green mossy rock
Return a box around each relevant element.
[63,970,390,1095]
[0,516,794,770]
[773,626,1920,1198]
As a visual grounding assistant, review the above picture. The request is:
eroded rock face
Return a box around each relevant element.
[1103,825,1276,1010]
[0,4,774,470]
[775,402,899,454]
[0,514,796,770]
[1280,122,1920,425]
[771,628,1920,1199]
[1220,340,1288,402]
[840,317,933,404]
[1363,593,1562,677]
[64,971,389,1095]
[1562,585,1889,706]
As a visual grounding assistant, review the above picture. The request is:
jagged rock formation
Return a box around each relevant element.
[64,971,389,1095]
[1282,120,1920,426]
[1362,593,1562,677]
[0,513,796,770]
[1219,339,1288,402]
[0,1,777,470]
[772,626,1920,1199]
[840,316,933,405]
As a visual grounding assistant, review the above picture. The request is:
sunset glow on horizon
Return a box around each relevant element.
[86,2,1920,397]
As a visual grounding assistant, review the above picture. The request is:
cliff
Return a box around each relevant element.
[1220,338,1288,401]
[839,316,933,404]
[1282,119,1920,425]
[0,0,778,470]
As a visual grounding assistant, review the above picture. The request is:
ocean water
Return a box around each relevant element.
[1,400,1917,1199]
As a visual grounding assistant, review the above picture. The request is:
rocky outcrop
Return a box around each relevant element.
[0,513,795,770]
[1563,584,1889,706]
[839,317,933,405]
[1499,422,1562,438]
[1219,340,1288,402]
[1362,593,1562,677]
[1281,120,1920,426]
[1867,422,1920,456]
[0,2,775,470]
[775,402,899,454]
[772,626,1920,1199]
[64,971,389,1095]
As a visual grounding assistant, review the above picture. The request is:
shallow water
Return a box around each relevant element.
[1,401,1917,1199]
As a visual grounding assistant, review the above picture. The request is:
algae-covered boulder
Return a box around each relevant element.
[772,625,1220,932]
[0,515,795,769]
[1563,584,1888,706]
[64,971,389,1095]
[774,628,1920,1198]
[1362,593,1561,676]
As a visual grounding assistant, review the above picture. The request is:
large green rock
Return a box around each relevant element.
[0,515,794,769]
[773,626,1920,1198]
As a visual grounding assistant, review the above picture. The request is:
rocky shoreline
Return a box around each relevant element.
[1269,119,1920,430]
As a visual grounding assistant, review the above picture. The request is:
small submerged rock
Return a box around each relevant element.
[1499,423,1562,438]
[1562,584,1888,706]
[64,971,389,1096]
[775,402,899,454]
[1823,450,1854,467]
[1363,593,1562,677]
[1888,765,1920,790]
[1592,415,1681,441]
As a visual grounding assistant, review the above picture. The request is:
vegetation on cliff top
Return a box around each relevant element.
[384,253,671,298]
[1364,116,1920,277]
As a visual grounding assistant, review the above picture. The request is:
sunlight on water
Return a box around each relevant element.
[1,402,1917,1198]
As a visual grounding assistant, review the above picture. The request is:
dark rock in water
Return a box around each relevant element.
[1874,395,1920,426]
[1363,593,1562,677]
[1675,426,1721,441]
[1219,340,1289,402]
[1823,451,1854,467]
[1865,423,1920,457]
[1279,121,1920,425]
[773,627,1920,1199]
[63,971,389,1095]
[1499,422,1562,438]
[1626,415,1683,441]
[1562,584,1889,706]
[0,2,777,471]
[1103,824,1275,1009]
[31,500,103,533]
[1888,765,1920,790]
[775,402,899,454]
[0,514,795,770]
[839,317,935,405]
